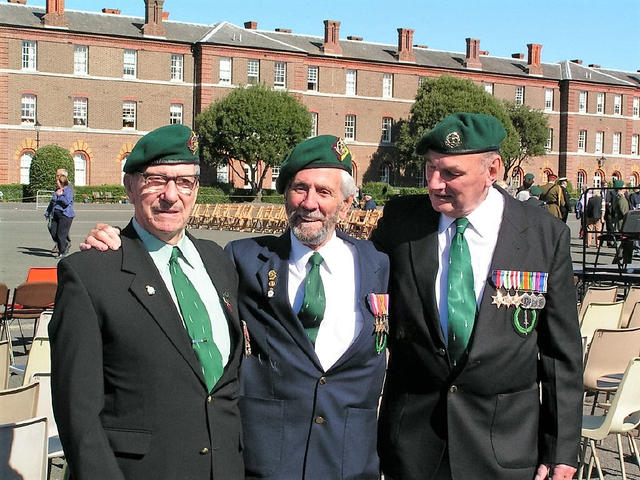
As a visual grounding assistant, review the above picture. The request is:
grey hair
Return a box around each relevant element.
[340,170,357,200]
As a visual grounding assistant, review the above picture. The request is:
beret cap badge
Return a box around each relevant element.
[445,132,462,149]
[187,131,199,156]
[332,138,350,162]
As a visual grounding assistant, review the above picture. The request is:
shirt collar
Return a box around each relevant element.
[438,186,504,237]
[132,218,194,267]
[289,230,342,274]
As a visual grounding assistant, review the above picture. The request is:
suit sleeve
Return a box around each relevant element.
[537,225,583,467]
[49,259,126,480]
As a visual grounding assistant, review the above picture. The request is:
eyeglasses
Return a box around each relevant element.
[137,172,200,195]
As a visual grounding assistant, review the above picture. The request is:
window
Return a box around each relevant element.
[633,97,640,118]
[274,61,286,89]
[307,66,318,91]
[596,92,605,114]
[612,132,621,154]
[579,91,587,113]
[346,69,357,96]
[21,94,36,125]
[379,164,390,183]
[122,101,136,129]
[418,76,427,88]
[169,103,183,124]
[382,73,393,98]
[73,97,88,126]
[631,174,638,188]
[631,135,639,155]
[545,128,553,151]
[614,95,622,115]
[20,152,33,185]
[593,171,602,188]
[74,45,88,75]
[271,166,280,189]
[73,152,87,186]
[219,57,232,85]
[484,83,494,95]
[22,41,36,70]
[595,131,604,153]
[121,157,128,185]
[247,59,259,85]
[544,89,553,111]
[515,86,524,105]
[310,112,318,137]
[123,49,137,78]
[344,114,356,141]
[242,165,254,189]
[577,171,586,192]
[216,163,228,184]
[382,117,393,143]
[171,54,183,81]
[578,130,586,152]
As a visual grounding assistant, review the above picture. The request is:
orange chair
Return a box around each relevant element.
[26,267,57,284]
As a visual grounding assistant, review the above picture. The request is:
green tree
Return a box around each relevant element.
[195,85,312,200]
[502,102,549,181]
[396,75,519,180]
[27,144,74,199]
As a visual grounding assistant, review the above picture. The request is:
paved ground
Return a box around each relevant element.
[1,202,638,479]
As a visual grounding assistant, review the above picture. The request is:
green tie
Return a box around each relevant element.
[298,252,326,344]
[169,247,224,391]
[447,218,476,366]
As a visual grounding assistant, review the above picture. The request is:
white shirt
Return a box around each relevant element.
[288,231,361,371]
[435,187,505,342]
[132,219,231,366]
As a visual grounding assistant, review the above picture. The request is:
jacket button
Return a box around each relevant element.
[438,348,446,356]
[199,447,209,455]
[206,395,212,403]
[319,376,327,385]
[449,385,458,393]
[315,416,325,424]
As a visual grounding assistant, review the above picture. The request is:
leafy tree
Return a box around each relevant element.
[395,75,519,180]
[195,85,312,200]
[502,102,549,181]
[27,144,74,199]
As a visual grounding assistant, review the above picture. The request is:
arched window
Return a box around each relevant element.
[630,172,639,188]
[379,164,390,184]
[612,171,621,183]
[542,168,554,183]
[73,152,87,186]
[593,171,603,188]
[576,170,586,191]
[511,167,523,188]
[20,151,34,184]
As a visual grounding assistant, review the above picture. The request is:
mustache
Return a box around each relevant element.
[290,209,325,221]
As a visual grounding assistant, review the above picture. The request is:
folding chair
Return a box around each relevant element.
[0,416,48,480]
[580,301,624,348]
[31,373,64,475]
[17,337,51,386]
[619,286,640,328]
[578,286,618,324]
[628,303,640,329]
[0,382,40,424]
[0,340,9,391]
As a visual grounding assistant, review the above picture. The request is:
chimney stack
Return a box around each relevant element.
[571,59,583,65]
[322,20,342,55]
[142,0,165,37]
[244,21,258,30]
[8,0,27,4]
[464,38,482,70]
[526,43,543,75]
[397,28,415,63]
[43,0,68,28]
[512,53,524,59]
[102,8,121,14]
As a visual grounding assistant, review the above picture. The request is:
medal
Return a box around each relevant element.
[368,293,389,355]
[242,320,252,357]
[222,292,233,312]
[267,269,277,298]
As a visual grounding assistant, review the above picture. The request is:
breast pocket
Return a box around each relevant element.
[104,427,153,456]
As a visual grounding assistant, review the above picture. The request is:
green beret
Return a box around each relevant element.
[416,113,506,155]
[614,179,625,188]
[529,186,543,196]
[276,135,352,193]
[524,173,535,181]
[123,124,199,173]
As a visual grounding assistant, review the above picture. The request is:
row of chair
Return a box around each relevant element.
[187,203,383,239]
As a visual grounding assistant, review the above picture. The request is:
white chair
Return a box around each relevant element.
[580,301,624,348]
[20,337,50,387]
[578,286,618,324]
[619,286,640,328]
[0,416,48,480]
[0,340,9,391]
[31,373,64,474]
[578,357,640,480]
[0,382,40,424]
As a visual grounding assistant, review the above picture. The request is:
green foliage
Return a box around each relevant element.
[195,85,312,197]
[195,186,230,204]
[0,184,25,202]
[27,145,74,199]
[502,102,549,180]
[360,182,427,205]
[73,185,127,203]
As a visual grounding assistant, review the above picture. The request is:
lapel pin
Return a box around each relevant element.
[222,292,233,312]
[145,285,156,295]
[267,269,277,298]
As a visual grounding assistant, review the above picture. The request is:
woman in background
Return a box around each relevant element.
[45,173,75,258]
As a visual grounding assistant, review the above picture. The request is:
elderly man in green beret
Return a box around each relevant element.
[50,124,245,479]
[372,113,582,480]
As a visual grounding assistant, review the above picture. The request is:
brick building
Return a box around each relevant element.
[1,0,639,192]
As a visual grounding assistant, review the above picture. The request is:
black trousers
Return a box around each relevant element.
[51,210,73,254]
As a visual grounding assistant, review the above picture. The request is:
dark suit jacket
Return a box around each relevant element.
[226,230,389,480]
[371,189,582,480]
[50,222,244,480]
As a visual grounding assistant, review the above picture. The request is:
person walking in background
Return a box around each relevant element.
[610,180,629,233]
[584,190,603,247]
[558,177,571,223]
[45,170,75,258]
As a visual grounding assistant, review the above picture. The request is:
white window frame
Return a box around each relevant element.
[74,45,88,75]
[73,152,87,186]
[577,171,585,191]
[307,66,318,91]
[596,92,605,114]
[544,89,553,111]
[344,114,356,141]
[346,69,357,96]
[21,94,36,125]
[73,97,88,127]
[593,171,602,188]
[595,131,603,154]
[631,135,639,155]
[614,95,622,115]
[310,112,318,137]
[515,86,524,105]
[612,132,621,154]
[545,128,553,151]
[122,101,136,129]
[484,83,494,95]
[579,91,587,113]
[271,166,280,189]
[382,73,393,98]
[382,117,393,143]
[169,103,183,124]
[247,59,259,85]
[20,152,33,185]
[123,49,137,78]
[633,97,640,118]
[578,130,586,152]
[22,41,36,71]
[379,164,390,184]
[219,57,232,85]
[274,61,286,89]
[631,175,637,188]
[419,76,427,88]
[216,163,229,184]
[171,54,183,82]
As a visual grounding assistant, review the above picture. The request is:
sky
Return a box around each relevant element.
[27,0,640,72]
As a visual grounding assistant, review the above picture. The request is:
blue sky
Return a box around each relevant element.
[29,0,640,72]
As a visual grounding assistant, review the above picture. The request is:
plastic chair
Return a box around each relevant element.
[628,303,640,329]
[578,357,640,480]
[34,311,52,339]
[20,337,50,387]
[578,286,618,324]
[0,340,9,391]
[619,286,640,328]
[0,416,48,480]
[26,268,58,284]
[580,301,624,348]
[31,373,64,473]
[0,382,40,424]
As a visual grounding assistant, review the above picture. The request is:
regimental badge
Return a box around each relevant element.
[331,137,350,163]
[368,293,389,355]
[267,270,277,298]
[187,130,199,155]
[242,320,252,357]
[445,131,462,149]
[145,285,156,295]
[222,291,233,312]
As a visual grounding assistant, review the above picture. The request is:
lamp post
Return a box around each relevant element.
[34,121,41,149]
[597,155,606,169]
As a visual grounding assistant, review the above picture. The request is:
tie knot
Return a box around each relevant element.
[308,251,324,268]
[455,217,470,234]
[169,246,182,264]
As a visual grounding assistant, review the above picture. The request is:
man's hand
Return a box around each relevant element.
[80,223,122,251]
[534,463,577,480]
